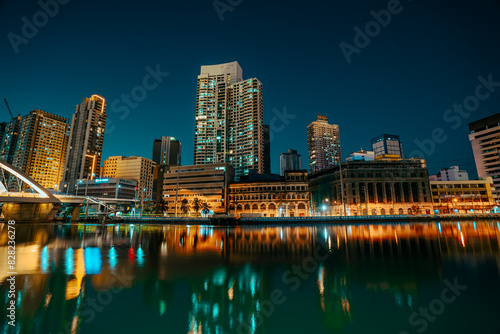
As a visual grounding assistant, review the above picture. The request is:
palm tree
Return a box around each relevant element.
[155,198,168,215]
[200,201,211,216]
[192,197,201,215]
[180,198,190,215]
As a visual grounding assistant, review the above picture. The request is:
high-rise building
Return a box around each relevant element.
[152,136,181,166]
[307,115,341,173]
[280,149,302,176]
[12,110,69,191]
[103,156,155,200]
[0,116,22,164]
[193,61,265,180]
[61,95,107,194]
[469,114,500,199]
[371,134,403,158]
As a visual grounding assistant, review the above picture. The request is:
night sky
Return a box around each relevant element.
[1,0,499,177]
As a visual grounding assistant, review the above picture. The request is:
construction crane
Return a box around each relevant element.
[3,98,14,119]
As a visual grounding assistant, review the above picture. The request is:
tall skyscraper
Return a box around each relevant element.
[61,95,106,194]
[307,115,341,173]
[469,114,500,199]
[0,115,22,164]
[12,110,69,190]
[280,149,302,176]
[371,134,403,158]
[103,156,155,200]
[193,61,265,180]
[152,136,181,166]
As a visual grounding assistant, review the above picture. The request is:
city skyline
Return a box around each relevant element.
[1,0,499,177]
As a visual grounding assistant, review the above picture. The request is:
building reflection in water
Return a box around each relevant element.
[0,221,499,333]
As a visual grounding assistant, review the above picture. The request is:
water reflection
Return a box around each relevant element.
[0,222,499,334]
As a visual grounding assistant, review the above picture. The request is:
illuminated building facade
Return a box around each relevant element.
[371,134,403,158]
[193,61,265,180]
[0,115,22,164]
[152,136,181,166]
[307,115,341,174]
[61,95,106,194]
[162,163,234,214]
[229,170,309,217]
[102,156,155,200]
[430,177,495,213]
[12,109,69,191]
[469,114,500,200]
[309,159,433,216]
[74,178,137,199]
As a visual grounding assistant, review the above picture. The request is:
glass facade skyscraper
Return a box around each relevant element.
[194,61,265,180]
[61,95,106,194]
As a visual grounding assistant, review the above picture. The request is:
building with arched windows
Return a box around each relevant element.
[229,170,309,217]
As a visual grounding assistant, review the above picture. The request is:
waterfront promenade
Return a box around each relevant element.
[110,213,500,225]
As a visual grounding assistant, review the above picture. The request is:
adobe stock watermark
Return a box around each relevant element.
[409,74,499,159]
[398,277,467,334]
[339,0,413,64]
[7,0,70,54]
[268,106,297,143]
[213,0,243,22]
[51,269,134,334]
[235,242,330,334]
[105,64,169,134]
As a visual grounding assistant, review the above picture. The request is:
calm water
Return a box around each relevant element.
[1,222,500,334]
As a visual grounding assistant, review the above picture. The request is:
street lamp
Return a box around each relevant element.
[453,198,458,214]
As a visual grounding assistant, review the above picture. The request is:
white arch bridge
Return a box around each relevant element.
[0,162,131,222]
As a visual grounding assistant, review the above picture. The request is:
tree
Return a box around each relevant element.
[192,197,201,215]
[410,204,420,215]
[155,198,168,215]
[180,198,190,215]
[200,201,211,216]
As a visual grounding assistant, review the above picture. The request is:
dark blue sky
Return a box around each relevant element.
[1,0,499,176]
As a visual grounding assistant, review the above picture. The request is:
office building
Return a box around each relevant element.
[193,61,265,180]
[430,178,494,213]
[162,163,234,214]
[75,178,137,199]
[61,95,107,194]
[229,170,309,217]
[152,164,167,204]
[280,149,302,176]
[0,115,22,164]
[152,136,181,166]
[307,115,341,173]
[308,158,433,216]
[346,149,375,162]
[103,156,155,200]
[12,109,69,191]
[371,134,403,158]
[469,114,500,200]
[428,166,469,181]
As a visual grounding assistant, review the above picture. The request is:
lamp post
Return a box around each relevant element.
[452,198,458,214]
[115,184,121,199]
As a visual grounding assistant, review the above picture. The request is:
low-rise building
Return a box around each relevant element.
[162,163,234,215]
[75,178,137,199]
[429,166,469,181]
[309,159,433,216]
[430,178,495,213]
[103,156,155,200]
[229,170,310,217]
